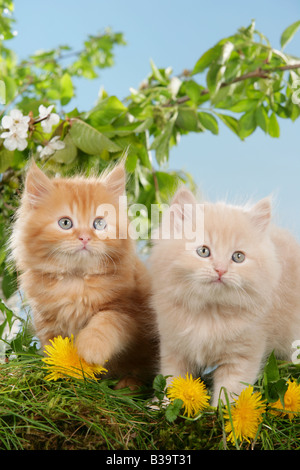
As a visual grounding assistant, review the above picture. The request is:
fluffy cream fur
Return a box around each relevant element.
[149,187,300,405]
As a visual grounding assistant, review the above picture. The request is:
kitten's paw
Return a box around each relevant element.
[114,377,143,391]
[75,330,108,366]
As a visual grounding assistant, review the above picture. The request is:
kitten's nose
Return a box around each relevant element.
[79,234,91,245]
[215,267,227,278]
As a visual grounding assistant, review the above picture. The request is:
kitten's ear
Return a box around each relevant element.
[25,161,52,207]
[102,162,126,196]
[248,197,272,232]
[156,186,200,240]
[170,186,198,221]
[171,186,198,208]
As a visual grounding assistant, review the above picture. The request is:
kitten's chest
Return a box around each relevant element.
[24,271,114,335]
[172,305,248,367]
[60,275,107,308]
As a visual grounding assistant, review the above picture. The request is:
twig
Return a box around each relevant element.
[164,63,300,107]
[271,63,300,72]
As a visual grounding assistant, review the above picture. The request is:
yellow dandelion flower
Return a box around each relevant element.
[224,385,266,444]
[42,335,107,381]
[166,373,210,418]
[271,380,300,420]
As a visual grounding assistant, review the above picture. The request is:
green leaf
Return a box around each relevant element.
[125,153,138,173]
[238,110,256,138]
[280,20,300,50]
[0,298,14,339]
[51,134,77,164]
[0,79,5,105]
[193,45,222,74]
[263,351,283,403]
[0,149,14,173]
[85,96,127,128]
[181,80,207,105]
[46,78,63,101]
[165,399,183,423]
[255,106,269,133]
[150,113,177,165]
[216,113,240,137]
[1,268,17,299]
[206,63,225,96]
[150,59,168,85]
[269,379,288,407]
[2,76,17,103]
[228,99,258,113]
[60,73,74,106]
[153,374,167,400]
[69,119,121,154]
[156,171,180,200]
[289,102,300,122]
[264,351,280,383]
[198,112,219,134]
[131,117,153,134]
[268,112,280,138]
[176,107,201,132]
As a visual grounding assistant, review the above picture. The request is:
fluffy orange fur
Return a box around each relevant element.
[10,161,158,388]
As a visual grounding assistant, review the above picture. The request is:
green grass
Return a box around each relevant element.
[0,353,299,450]
[0,300,299,450]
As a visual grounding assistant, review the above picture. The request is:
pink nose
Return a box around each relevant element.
[215,268,227,278]
[79,235,91,245]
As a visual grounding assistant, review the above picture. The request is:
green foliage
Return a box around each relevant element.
[0,297,14,338]
[153,373,167,401]
[0,2,300,303]
[280,20,300,50]
[0,3,300,450]
[0,298,38,358]
[0,321,299,450]
[0,300,299,450]
[262,351,289,406]
[165,399,184,423]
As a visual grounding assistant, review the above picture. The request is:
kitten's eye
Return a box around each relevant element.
[93,217,107,231]
[58,217,73,230]
[196,246,211,258]
[232,251,245,263]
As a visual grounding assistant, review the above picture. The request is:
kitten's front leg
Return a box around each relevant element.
[150,346,191,408]
[75,310,132,366]
[160,345,191,388]
[211,356,263,407]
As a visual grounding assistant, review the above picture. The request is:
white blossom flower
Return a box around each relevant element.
[38,105,60,133]
[1,109,30,134]
[0,129,28,151]
[168,76,182,99]
[39,136,65,159]
[0,109,30,151]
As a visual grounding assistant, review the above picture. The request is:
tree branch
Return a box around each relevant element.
[165,63,300,107]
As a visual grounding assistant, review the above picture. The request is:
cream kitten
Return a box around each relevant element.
[149,187,300,406]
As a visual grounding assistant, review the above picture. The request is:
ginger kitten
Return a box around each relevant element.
[10,161,158,388]
[149,187,300,406]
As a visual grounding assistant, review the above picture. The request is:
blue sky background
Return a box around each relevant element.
[11,0,300,238]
